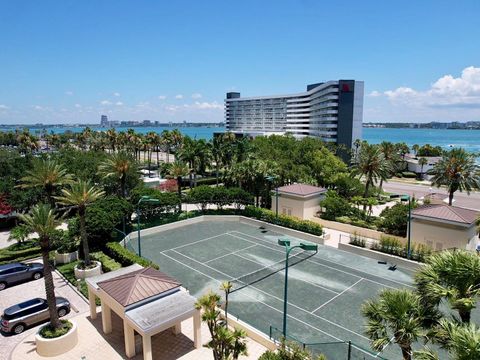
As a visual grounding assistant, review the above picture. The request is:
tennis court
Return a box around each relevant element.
[126,217,416,360]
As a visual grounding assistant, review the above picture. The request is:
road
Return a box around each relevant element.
[383,181,480,210]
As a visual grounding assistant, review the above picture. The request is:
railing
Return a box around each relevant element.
[269,326,386,360]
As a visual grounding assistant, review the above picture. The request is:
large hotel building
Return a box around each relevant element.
[225,80,364,149]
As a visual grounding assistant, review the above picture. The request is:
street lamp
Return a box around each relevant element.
[278,238,318,336]
[113,227,128,249]
[136,195,160,257]
[401,195,412,259]
[266,175,279,217]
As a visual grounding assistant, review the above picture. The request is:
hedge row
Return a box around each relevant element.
[243,206,324,236]
[369,235,432,263]
[105,242,159,270]
[0,242,42,264]
[91,251,122,273]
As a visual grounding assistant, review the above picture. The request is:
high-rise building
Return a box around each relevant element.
[225,80,364,149]
[100,115,109,126]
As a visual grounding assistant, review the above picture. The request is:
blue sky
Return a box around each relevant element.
[1,0,479,124]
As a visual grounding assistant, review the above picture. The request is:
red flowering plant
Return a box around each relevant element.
[0,194,13,215]
[157,179,178,193]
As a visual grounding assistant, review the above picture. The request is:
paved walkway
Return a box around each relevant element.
[0,262,90,360]
[12,311,268,360]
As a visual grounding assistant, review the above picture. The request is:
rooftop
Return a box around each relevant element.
[412,204,479,225]
[277,183,327,197]
[97,267,181,307]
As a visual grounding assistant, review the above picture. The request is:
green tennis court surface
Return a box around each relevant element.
[126,218,416,359]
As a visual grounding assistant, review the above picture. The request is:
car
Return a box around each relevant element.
[1,297,71,334]
[0,262,44,290]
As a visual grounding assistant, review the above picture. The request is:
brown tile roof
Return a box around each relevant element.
[97,267,181,307]
[277,183,326,196]
[412,204,479,225]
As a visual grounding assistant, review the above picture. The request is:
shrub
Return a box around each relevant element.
[0,241,42,264]
[319,191,352,220]
[401,171,417,178]
[186,186,254,211]
[52,230,78,254]
[243,206,323,236]
[105,242,159,269]
[39,320,72,339]
[349,232,367,248]
[91,251,122,272]
[378,203,409,236]
[371,235,404,256]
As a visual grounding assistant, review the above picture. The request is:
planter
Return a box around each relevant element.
[36,320,78,357]
[74,261,102,279]
[54,251,78,264]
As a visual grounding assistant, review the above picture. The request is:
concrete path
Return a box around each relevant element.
[12,311,267,360]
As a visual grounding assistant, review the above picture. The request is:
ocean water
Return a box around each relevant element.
[2,125,479,153]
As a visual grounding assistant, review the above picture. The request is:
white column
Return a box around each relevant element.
[142,335,152,360]
[172,322,182,335]
[124,321,136,358]
[88,288,97,319]
[193,310,202,349]
[101,301,112,334]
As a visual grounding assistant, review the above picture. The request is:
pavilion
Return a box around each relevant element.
[86,265,201,360]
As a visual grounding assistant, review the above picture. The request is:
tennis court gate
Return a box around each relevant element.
[269,326,386,360]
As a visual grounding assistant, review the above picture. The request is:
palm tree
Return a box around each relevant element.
[55,180,105,267]
[18,159,73,207]
[418,157,428,179]
[161,130,173,163]
[105,128,117,152]
[362,288,425,360]
[20,204,63,330]
[415,319,480,360]
[16,130,39,155]
[428,148,480,205]
[178,137,198,188]
[220,281,233,326]
[415,250,480,323]
[352,143,390,200]
[168,161,189,211]
[98,151,134,198]
[379,141,399,189]
[412,144,420,156]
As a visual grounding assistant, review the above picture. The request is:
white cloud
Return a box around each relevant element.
[192,101,223,109]
[191,93,202,99]
[100,100,112,105]
[74,104,81,108]
[136,101,150,108]
[113,92,121,97]
[158,95,167,100]
[65,91,74,96]
[367,90,382,97]
[115,101,123,106]
[175,94,183,99]
[382,66,480,108]
[0,104,9,110]
[33,105,44,110]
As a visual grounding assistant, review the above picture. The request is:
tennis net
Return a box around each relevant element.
[230,250,315,293]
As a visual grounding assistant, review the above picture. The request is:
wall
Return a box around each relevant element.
[271,194,323,220]
[338,243,424,271]
[311,217,406,242]
[411,218,478,251]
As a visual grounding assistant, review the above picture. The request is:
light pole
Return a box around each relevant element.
[401,195,412,259]
[266,175,279,217]
[136,195,160,257]
[113,227,128,249]
[278,238,318,336]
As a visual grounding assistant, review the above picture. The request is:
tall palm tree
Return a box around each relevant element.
[415,250,480,323]
[362,288,425,360]
[20,204,63,330]
[98,151,134,199]
[418,157,428,179]
[168,161,189,211]
[105,128,117,152]
[412,144,420,156]
[352,143,390,200]
[428,148,480,205]
[379,141,399,189]
[18,159,73,207]
[178,137,198,188]
[415,319,480,360]
[55,180,105,267]
[220,281,233,326]
[161,130,173,163]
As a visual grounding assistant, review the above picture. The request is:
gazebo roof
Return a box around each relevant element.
[412,204,479,225]
[277,183,326,197]
[97,267,181,307]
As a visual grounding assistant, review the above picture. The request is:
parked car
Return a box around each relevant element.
[1,297,70,334]
[0,262,44,290]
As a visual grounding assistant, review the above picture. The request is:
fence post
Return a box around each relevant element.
[347,341,351,360]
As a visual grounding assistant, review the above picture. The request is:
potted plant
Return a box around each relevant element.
[53,230,79,264]
[35,320,78,356]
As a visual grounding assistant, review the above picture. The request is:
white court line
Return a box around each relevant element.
[311,279,364,314]
[167,247,370,342]
[234,252,340,295]
[159,251,343,343]
[170,232,231,251]
[230,231,414,290]
[205,244,258,264]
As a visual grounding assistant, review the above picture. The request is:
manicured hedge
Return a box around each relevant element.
[243,206,323,236]
[105,242,159,269]
[91,251,122,272]
[0,241,42,264]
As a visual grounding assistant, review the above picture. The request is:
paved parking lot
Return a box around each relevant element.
[0,259,89,360]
